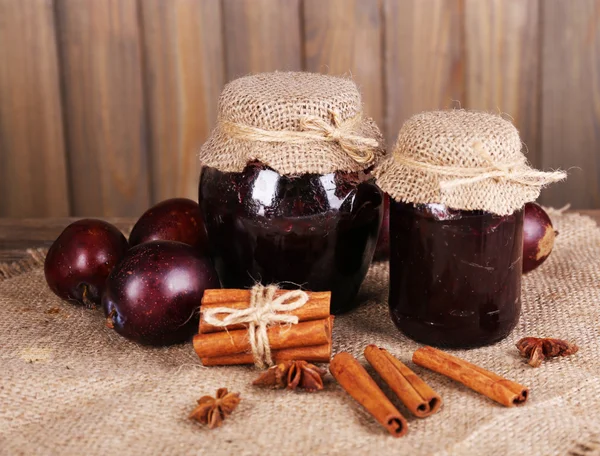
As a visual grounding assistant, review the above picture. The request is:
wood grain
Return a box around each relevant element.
[140,0,225,202]
[464,0,541,167]
[56,0,150,216]
[222,0,302,79]
[383,0,464,146]
[540,0,600,209]
[303,0,384,130]
[0,217,136,263]
[0,1,598,214]
[0,0,69,217]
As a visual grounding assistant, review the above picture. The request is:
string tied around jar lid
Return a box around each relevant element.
[201,284,309,369]
[394,141,566,191]
[221,109,378,166]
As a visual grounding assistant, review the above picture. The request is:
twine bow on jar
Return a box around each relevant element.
[201,284,309,369]
[374,110,567,216]
[394,141,566,191]
[298,110,378,164]
[222,109,378,166]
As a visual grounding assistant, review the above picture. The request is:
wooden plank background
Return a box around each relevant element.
[0,0,598,217]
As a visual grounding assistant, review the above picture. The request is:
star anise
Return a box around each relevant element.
[516,337,579,367]
[252,360,327,392]
[189,388,241,429]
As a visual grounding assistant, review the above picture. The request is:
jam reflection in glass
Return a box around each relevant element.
[199,162,383,314]
[389,202,524,348]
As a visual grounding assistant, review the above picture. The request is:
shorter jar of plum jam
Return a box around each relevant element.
[389,202,523,348]
[375,110,564,348]
[200,162,383,314]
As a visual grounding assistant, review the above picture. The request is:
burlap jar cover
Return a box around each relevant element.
[198,71,385,175]
[375,110,566,215]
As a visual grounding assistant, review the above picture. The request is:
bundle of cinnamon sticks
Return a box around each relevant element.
[194,289,333,366]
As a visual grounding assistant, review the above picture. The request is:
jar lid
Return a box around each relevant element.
[374,110,566,215]
[199,72,385,175]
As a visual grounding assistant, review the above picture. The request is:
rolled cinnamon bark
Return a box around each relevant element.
[413,346,529,407]
[330,352,408,438]
[364,345,442,418]
[194,317,332,358]
[199,289,331,333]
[201,343,331,366]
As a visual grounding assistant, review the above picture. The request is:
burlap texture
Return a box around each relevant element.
[375,110,565,215]
[198,72,385,175]
[2,212,600,455]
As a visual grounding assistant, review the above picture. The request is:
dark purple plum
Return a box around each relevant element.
[128,198,208,252]
[102,241,220,346]
[523,202,557,274]
[44,219,129,307]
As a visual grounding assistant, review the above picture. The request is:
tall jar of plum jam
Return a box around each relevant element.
[374,110,566,348]
[198,72,386,314]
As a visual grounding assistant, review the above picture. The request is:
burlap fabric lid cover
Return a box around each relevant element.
[199,72,385,175]
[375,110,566,215]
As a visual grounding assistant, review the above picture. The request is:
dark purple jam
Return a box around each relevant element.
[389,202,524,348]
[199,162,383,314]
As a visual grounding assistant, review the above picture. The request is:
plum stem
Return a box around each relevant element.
[105,309,116,329]
[81,285,96,309]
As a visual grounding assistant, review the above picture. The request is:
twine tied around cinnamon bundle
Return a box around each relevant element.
[394,141,567,191]
[202,284,309,369]
[222,110,378,165]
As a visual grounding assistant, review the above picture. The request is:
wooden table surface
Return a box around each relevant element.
[0,217,135,264]
[1,211,599,264]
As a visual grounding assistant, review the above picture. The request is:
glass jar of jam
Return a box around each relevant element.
[199,162,383,314]
[388,202,523,348]
[198,72,386,314]
[374,110,563,348]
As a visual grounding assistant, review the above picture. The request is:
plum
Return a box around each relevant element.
[128,198,208,252]
[103,241,220,345]
[44,219,128,307]
[523,202,557,274]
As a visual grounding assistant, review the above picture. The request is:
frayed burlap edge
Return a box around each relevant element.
[375,157,543,216]
[374,110,566,216]
[0,248,47,281]
[198,71,386,176]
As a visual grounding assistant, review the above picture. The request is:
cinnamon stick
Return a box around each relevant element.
[413,346,529,407]
[194,317,332,359]
[199,315,333,366]
[364,345,442,418]
[201,343,331,366]
[199,289,331,333]
[330,352,408,438]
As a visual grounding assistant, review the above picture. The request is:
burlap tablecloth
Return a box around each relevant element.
[2,212,600,456]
